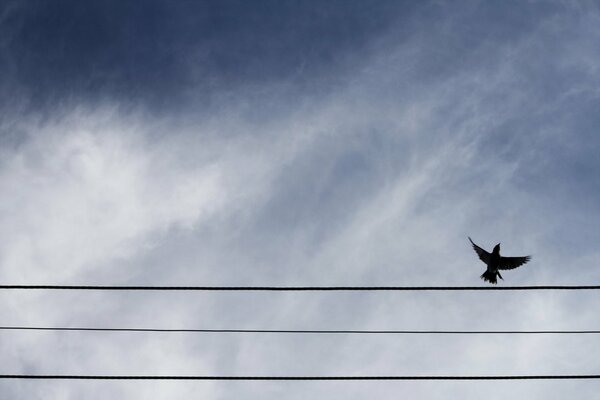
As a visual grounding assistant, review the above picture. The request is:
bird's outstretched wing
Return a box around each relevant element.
[499,255,531,270]
[468,237,490,264]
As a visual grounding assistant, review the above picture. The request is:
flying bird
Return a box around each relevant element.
[468,237,531,284]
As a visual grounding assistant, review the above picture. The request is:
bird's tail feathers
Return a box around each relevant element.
[480,270,498,284]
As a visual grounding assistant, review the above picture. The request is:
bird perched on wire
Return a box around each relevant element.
[468,237,531,284]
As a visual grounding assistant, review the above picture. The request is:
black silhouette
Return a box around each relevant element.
[469,237,531,284]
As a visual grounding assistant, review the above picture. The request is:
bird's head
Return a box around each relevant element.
[493,243,501,253]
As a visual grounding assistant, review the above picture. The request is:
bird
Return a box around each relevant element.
[468,237,531,284]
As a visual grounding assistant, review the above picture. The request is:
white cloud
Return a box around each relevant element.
[0,109,226,283]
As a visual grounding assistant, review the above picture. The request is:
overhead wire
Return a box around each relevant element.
[2,285,600,291]
[3,284,599,381]
[2,326,600,334]
[2,374,600,380]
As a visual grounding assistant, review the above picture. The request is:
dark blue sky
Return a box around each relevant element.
[2,0,420,111]
[2,1,576,112]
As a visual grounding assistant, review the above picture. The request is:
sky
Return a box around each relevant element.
[1,0,600,398]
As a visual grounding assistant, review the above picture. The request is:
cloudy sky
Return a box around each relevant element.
[1,0,600,398]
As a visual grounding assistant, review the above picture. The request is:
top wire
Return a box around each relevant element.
[1,285,600,291]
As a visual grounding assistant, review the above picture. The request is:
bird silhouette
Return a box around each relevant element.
[469,237,531,284]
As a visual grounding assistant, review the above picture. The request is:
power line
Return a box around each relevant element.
[1,374,599,380]
[2,326,600,335]
[2,285,600,291]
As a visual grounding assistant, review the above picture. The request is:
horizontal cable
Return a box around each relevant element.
[2,326,600,335]
[2,285,600,291]
[2,374,600,380]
